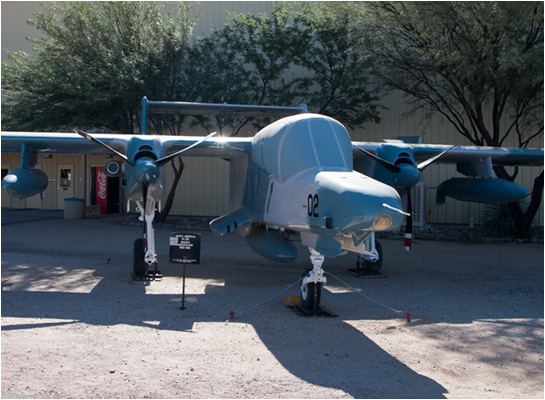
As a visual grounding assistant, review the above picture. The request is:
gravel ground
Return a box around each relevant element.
[1,211,543,398]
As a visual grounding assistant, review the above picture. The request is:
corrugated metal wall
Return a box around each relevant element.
[191,1,273,36]
[2,1,543,225]
[164,156,230,216]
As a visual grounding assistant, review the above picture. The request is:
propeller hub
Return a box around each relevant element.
[393,164,421,189]
[133,157,160,184]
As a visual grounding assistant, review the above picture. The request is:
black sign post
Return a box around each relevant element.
[170,233,201,310]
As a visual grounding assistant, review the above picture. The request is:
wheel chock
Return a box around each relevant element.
[284,296,303,307]
[131,271,163,282]
[347,268,386,279]
[284,296,337,317]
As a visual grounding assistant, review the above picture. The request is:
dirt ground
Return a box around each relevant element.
[1,211,543,398]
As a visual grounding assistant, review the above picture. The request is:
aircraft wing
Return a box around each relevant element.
[1,132,252,159]
[353,142,544,167]
[2,132,130,155]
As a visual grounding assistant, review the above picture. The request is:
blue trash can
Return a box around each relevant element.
[64,198,86,220]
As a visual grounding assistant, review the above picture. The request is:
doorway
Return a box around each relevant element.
[56,164,74,209]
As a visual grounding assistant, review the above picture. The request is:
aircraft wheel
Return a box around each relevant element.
[357,240,383,273]
[301,270,322,310]
[133,238,149,276]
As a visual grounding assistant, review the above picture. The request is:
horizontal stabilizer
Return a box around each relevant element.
[143,97,308,118]
[209,208,252,236]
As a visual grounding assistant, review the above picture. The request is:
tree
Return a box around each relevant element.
[2,1,196,134]
[291,3,382,128]
[349,1,543,237]
[185,3,383,135]
[183,5,305,136]
[2,2,198,221]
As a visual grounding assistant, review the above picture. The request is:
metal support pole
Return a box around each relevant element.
[141,97,148,135]
[180,264,187,311]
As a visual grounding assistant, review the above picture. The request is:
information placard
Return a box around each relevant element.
[169,233,201,264]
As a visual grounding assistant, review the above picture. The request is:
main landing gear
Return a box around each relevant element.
[349,233,384,277]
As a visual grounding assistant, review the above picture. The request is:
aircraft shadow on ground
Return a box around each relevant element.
[3,248,543,399]
[2,256,449,398]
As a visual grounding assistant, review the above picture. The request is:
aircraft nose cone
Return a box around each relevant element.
[316,171,405,233]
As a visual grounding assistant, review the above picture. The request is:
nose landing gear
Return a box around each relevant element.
[131,197,162,281]
[297,248,335,316]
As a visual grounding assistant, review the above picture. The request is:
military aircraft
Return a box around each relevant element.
[2,99,543,310]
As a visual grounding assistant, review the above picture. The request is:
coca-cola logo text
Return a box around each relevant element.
[97,170,107,199]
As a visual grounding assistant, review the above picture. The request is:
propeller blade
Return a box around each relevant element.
[355,145,401,173]
[417,140,463,172]
[75,129,135,167]
[143,183,149,213]
[156,131,218,166]
[404,188,413,252]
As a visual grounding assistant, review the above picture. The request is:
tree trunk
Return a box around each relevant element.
[512,171,544,238]
[156,157,184,223]
[495,167,544,238]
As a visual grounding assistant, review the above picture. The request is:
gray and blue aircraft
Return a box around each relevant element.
[2,100,543,310]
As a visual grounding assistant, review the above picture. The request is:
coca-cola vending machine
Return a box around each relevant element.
[91,166,120,214]
[96,167,108,214]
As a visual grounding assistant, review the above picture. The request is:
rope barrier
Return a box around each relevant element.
[325,271,410,321]
[230,277,303,319]
[229,272,411,322]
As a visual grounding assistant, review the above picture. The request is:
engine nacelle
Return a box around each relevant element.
[2,168,49,199]
[436,177,529,204]
[244,225,297,263]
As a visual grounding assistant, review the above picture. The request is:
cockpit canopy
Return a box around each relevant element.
[252,114,353,182]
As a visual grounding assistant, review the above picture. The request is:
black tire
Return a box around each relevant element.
[358,240,383,273]
[301,270,322,310]
[133,238,149,276]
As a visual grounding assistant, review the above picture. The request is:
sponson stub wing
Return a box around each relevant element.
[210,208,253,236]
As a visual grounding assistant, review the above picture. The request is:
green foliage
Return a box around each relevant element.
[292,2,382,128]
[2,2,196,133]
[353,1,544,238]
[182,5,304,135]
[357,1,544,149]
[2,2,382,136]
[479,199,535,237]
[187,3,383,134]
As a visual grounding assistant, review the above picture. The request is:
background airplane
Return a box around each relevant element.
[2,100,543,310]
